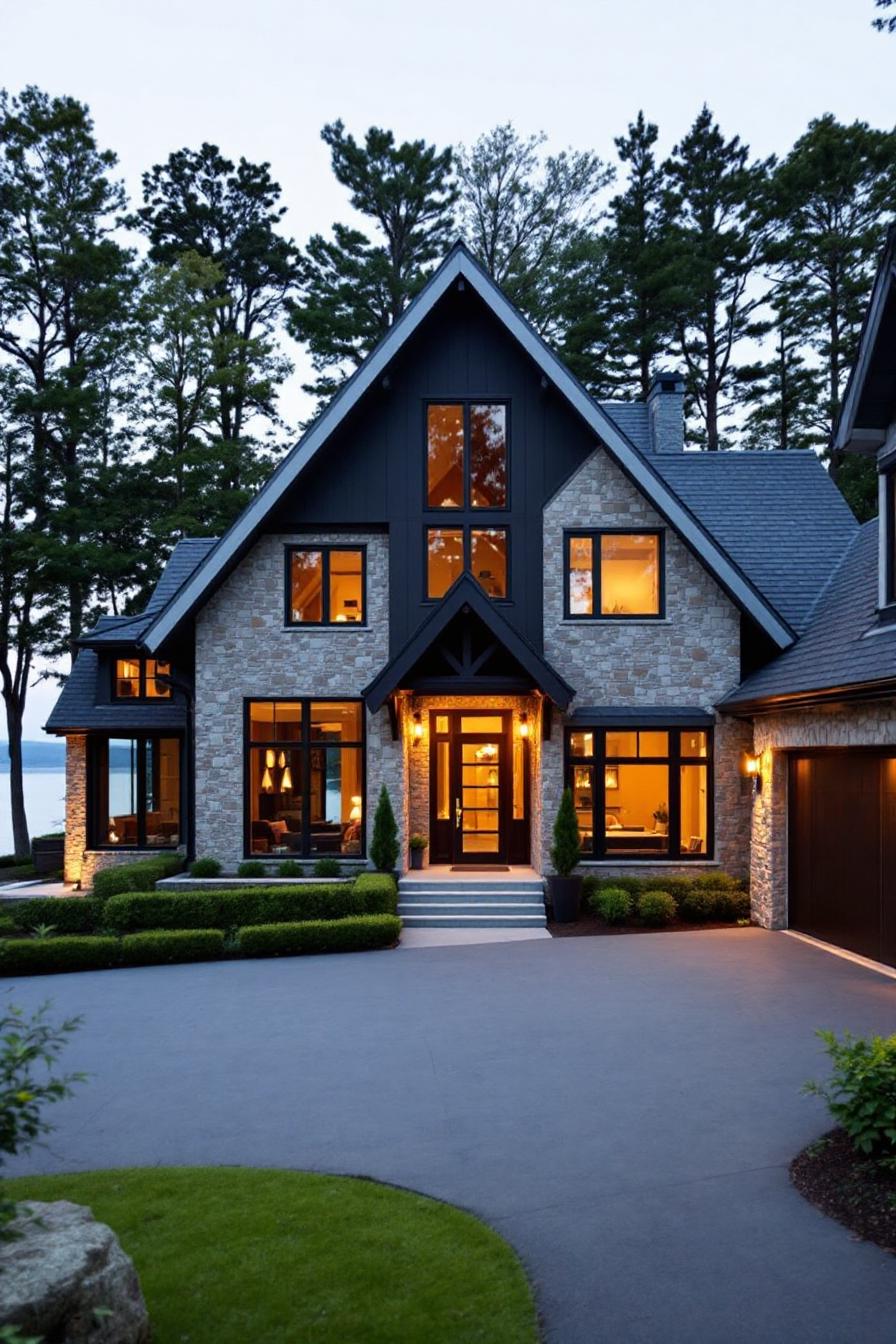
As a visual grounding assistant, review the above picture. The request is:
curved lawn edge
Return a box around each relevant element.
[790,1128,896,1254]
[4,1166,540,1343]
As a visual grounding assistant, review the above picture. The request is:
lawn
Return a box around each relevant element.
[5,1167,539,1344]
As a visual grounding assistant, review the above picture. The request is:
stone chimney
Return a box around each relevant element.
[647,371,685,453]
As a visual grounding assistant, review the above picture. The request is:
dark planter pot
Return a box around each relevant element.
[32,836,64,877]
[409,849,425,870]
[547,874,583,924]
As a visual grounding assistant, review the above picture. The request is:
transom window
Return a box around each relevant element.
[427,527,508,599]
[427,403,508,510]
[566,531,663,618]
[113,658,171,699]
[246,699,365,858]
[89,735,181,848]
[566,726,711,860]
[286,546,365,625]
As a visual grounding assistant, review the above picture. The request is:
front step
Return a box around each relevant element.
[398,876,546,928]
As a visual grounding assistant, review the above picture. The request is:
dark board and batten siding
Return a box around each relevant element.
[267,287,598,657]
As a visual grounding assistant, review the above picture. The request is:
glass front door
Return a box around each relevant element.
[430,712,521,865]
[460,735,502,857]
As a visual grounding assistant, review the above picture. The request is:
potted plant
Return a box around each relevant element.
[409,834,428,870]
[652,803,669,836]
[548,788,582,923]
[370,785,400,876]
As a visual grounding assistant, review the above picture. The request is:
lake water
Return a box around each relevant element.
[0,771,66,854]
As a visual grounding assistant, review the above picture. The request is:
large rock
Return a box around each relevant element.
[0,1200,150,1343]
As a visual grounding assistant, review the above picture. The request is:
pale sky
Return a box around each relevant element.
[3,0,893,738]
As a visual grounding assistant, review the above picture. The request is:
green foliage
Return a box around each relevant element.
[352,873,399,915]
[590,886,632,924]
[550,789,581,878]
[714,890,751,921]
[238,914,401,958]
[313,857,341,877]
[408,834,428,851]
[805,1030,896,1163]
[277,859,303,877]
[638,890,677,926]
[679,889,718,922]
[189,858,222,878]
[0,1003,82,1240]
[28,923,56,941]
[237,860,266,878]
[0,936,121,976]
[103,884,364,932]
[370,786,399,873]
[120,929,225,966]
[92,855,184,899]
[8,897,102,934]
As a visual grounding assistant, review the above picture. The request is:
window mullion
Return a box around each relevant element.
[669,731,682,859]
[322,550,330,624]
[596,730,607,859]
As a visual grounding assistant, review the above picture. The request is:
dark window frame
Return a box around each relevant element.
[87,733,183,850]
[284,544,368,628]
[243,697,367,860]
[564,725,714,862]
[424,524,511,602]
[884,469,896,609]
[563,528,666,621]
[423,399,511,514]
[110,657,172,701]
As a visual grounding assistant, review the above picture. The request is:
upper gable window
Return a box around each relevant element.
[287,546,365,625]
[566,532,663,619]
[427,403,507,510]
[113,658,171,699]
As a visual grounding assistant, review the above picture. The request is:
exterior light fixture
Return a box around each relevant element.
[412,712,423,745]
[519,713,529,738]
[741,751,762,796]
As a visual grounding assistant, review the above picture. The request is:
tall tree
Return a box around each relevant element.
[736,310,825,452]
[766,115,896,495]
[873,0,896,31]
[457,123,611,337]
[289,122,456,403]
[662,106,771,450]
[135,143,296,505]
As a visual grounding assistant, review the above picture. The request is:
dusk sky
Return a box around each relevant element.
[3,0,893,735]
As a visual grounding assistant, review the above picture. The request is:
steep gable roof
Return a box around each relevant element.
[835,224,896,454]
[140,243,795,653]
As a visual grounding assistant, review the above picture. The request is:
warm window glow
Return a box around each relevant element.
[427,402,507,509]
[604,763,670,855]
[427,528,464,598]
[95,736,180,848]
[145,660,171,698]
[427,404,465,507]
[569,731,593,758]
[470,404,507,508]
[568,537,594,615]
[290,550,323,622]
[600,534,660,615]
[329,550,364,623]
[115,659,170,699]
[289,548,364,625]
[471,529,507,598]
[680,764,707,854]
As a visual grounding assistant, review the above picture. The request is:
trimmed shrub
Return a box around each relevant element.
[638,890,677,926]
[0,915,16,935]
[689,871,745,893]
[277,859,303,878]
[353,872,398,915]
[239,914,401,958]
[714,889,751,922]
[189,857,222,878]
[805,1030,896,1162]
[0,935,120,976]
[370,786,399,872]
[91,855,184,899]
[590,886,632,925]
[102,883,365,933]
[680,888,719,922]
[120,929,225,966]
[237,860,266,878]
[313,857,341,877]
[8,896,102,935]
[550,789,581,877]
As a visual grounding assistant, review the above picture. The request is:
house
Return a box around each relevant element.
[45,240,896,964]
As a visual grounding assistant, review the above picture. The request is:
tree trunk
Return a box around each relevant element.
[3,695,30,861]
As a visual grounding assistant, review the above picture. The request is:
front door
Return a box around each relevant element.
[429,711,528,865]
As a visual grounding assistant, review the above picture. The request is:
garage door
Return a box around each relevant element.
[789,751,896,967]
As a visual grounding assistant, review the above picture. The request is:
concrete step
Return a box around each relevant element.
[400,912,547,928]
[397,889,544,904]
[398,900,544,913]
[398,881,545,896]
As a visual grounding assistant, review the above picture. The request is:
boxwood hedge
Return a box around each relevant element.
[8,896,102,934]
[0,935,121,976]
[238,914,401,958]
[120,929,225,965]
[91,855,184,900]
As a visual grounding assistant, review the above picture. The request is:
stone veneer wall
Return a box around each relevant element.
[194,531,398,868]
[750,699,896,929]
[541,445,752,878]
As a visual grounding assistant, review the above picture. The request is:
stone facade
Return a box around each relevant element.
[194,531,394,867]
[541,445,752,877]
[749,699,896,928]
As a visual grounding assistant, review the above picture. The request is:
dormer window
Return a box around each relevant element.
[113,658,171,699]
[426,403,508,510]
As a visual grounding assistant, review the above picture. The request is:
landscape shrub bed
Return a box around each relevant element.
[102,880,393,933]
[8,895,103,934]
[239,914,401,958]
[120,929,225,965]
[0,934,121,975]
[580,871,750,927]
[91,854,185,900]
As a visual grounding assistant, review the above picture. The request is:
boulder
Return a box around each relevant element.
[0,1200,150,1343]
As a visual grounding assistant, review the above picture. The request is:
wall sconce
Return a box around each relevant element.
[519,713,529,739]
[412,712,423,746]
[741,751,762,796]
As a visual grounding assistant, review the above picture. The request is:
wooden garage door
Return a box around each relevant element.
[789,751,896,967]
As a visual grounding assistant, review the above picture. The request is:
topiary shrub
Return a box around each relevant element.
[550,788,581,877]
[120,929,225,966]
[370,786,399,873]
[804,1030,896,1164]
[91,854,184,899]
[238,914,401,959]
[313,857,341,877]
[0,935,121,976]
[102,884,363,933]
[590,886,632,925]
[353,872,398,914]
[277,859,303,878]
[638,890,677,926]
[237,860,266,878]
[8,897,102,935]
[189,857,222,878]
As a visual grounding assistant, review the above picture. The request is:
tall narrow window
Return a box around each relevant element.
[287,547,365,625]
[471,528,507,598]
[91,736,181,848]
[470,404,507,508]
[568,537,593,615]
[566,532,663,618]
[425,401,508,510]
[427,404,465,507]
[427,528,464,598]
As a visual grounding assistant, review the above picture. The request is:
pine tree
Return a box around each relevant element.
[370,785,399,873]
[873,0,896,32]
[289,122,456,404]
[550,789,581,878]
[736,304,825,452]
[662,106,771,450]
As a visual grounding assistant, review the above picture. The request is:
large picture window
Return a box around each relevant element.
[565,531,663,618]
[427,402,507,510]
[286,546,365,625]
[90,735,181,848]
[566,726,711,860]
[246,699,365,858]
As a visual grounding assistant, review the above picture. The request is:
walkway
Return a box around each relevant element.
[6,929,896,1342]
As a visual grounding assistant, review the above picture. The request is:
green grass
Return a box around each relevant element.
[5,1167,539,1344]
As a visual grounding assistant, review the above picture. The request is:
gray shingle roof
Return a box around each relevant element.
[44,651,188,734]
[597,402,651,454]
[145,538,218,613]
[721,521,896,707]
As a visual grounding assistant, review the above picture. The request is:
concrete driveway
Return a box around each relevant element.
[5,928,896,1343]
